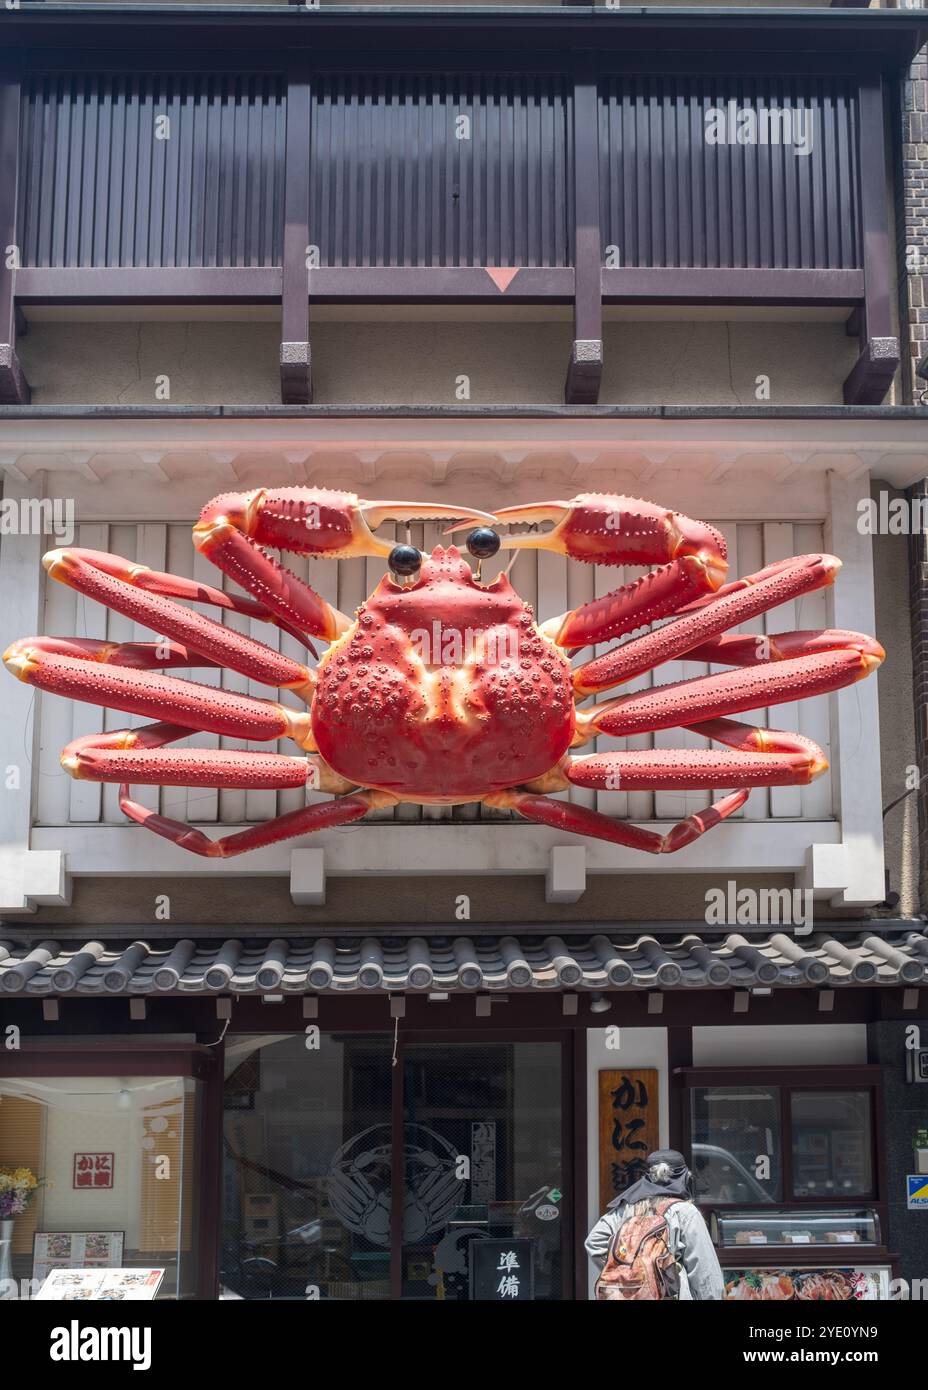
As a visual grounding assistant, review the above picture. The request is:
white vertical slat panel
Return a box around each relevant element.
[303,539,341,810]
[130,524,167,815]
[217,567,250,825]
[277,548,314,815]
[419,521,454,822]
[63,523,108,824]
[100,525,138,823]
[363,529,397,822]
[36,540,79,825]
[794,521,833,821]
[536,547,570,804]
[729,522,767,820]
[593,561,628,820]
[709,520,740,810]
[244,573,282,827]
[173,526,220,826]
[764,522,803,818]
[398,523,428,822]
[566,549,596,810]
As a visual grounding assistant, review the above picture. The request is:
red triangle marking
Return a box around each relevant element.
[485,267,519,293]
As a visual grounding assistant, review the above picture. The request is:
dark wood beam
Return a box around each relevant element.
[603,267,864,304]
[844,75,900,405]
[566,73,603,405]
[305,267,573,301]
[281,76,312,405]
[0,78,29,405]
[14,268,281,302]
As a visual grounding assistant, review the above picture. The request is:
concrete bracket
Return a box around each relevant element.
[546,845,586,903]
[290,847,325,906]
[0,849,71,914]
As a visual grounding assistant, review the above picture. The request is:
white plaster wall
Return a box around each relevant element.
[585,1026,669,1297]
[17,317,861,408]
[692,1024,868,1067]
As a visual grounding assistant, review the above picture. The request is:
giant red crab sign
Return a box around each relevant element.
[4,489,883,858]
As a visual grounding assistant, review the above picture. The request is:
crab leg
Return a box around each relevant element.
[4,644,313,745]
[571,555,841,693]
[40,548,314,691]
[680,629,885,669]
[553,743,828,792]
[462,493,729,645]
[683,716,827,763]
[59,723,356,792]
[575,645,882,742]
[118,786,394,859]
[194,488,494,640]
[483,787,749,855]
[10,635,222,671]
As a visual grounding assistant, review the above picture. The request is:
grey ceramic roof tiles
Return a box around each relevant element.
[0,929,926,996]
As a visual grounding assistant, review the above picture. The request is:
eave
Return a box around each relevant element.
[0,6,925,72]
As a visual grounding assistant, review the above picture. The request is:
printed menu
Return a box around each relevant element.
[35,1268,164,1301]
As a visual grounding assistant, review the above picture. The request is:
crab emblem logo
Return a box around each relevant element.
[326,1123,462,1247]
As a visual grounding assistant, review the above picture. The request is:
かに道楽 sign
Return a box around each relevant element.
[73,1153,115,1189]
[598,1069,660,1215]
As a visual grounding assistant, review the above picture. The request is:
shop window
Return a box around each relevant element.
[220,1033,568,1301]
[221,1033,393,1300]
[0,1075,200,1299]
[690,1086,783,1204]
[689,1082,877,1206]
[790,1091,873,1199]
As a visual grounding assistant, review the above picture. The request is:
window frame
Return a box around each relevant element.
[678,1065,885,1217]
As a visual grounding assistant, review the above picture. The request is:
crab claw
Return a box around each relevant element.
[359,499,498,552]
[476,492,727,584]
[194,488,497,564]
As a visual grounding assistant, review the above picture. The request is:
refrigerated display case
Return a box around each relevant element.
[712,1208,896,1300]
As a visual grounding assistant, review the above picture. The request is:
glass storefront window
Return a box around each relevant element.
[690,1086,782,1204]
[401,1041,564,1301]
[221,1034,567,1300]
[0,1075,199,1299]
[790,1091,874,1199]
[221,1033,393,1300]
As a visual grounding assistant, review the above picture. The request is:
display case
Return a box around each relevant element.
[711,1208,894,1301]
[713,1208,881,1250]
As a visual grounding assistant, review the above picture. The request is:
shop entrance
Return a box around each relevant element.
[220,1030,574,1300]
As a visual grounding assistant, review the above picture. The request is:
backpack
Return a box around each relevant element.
[594,1196,683,1301]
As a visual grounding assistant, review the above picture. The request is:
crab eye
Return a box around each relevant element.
[388,544,422,578]
[466,527,501,560]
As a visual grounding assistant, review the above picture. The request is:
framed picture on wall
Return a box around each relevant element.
[33,1231,125,1283]
[73,1152,115,1189]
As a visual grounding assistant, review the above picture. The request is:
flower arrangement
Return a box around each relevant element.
[0,1167,43,1220]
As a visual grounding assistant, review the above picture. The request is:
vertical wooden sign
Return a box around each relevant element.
[598,1069,660,1216]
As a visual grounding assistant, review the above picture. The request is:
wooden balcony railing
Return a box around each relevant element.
[0,6,924,408]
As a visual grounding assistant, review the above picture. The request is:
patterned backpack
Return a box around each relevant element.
[594,1196,683,1300]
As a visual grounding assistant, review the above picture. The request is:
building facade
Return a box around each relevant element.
[0,3,926,1303]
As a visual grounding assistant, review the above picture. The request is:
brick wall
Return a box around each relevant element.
[908,477,928,907]
[903,46,928,397]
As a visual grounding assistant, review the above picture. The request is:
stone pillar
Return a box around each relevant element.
[902,46,928,397]
[867,1018,928,1290]
[908,478,928,910]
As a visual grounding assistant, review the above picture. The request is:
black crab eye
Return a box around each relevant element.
[388,544,422,578]
[466,527,501,560]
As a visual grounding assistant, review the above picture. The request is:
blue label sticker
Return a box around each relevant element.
[907,1175,928,1209]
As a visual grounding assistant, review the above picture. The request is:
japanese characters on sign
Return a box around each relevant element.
[598,1069,660,1215]
[470,1238,535,1301]
[73,1152,115,1190]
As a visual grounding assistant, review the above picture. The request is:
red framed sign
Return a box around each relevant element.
[73,1152,115,1190]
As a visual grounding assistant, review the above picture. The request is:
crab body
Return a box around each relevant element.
[313,548,574,801]
[4,485,884,858]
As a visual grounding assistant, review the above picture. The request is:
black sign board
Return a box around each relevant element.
[469,1238,535,1301]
